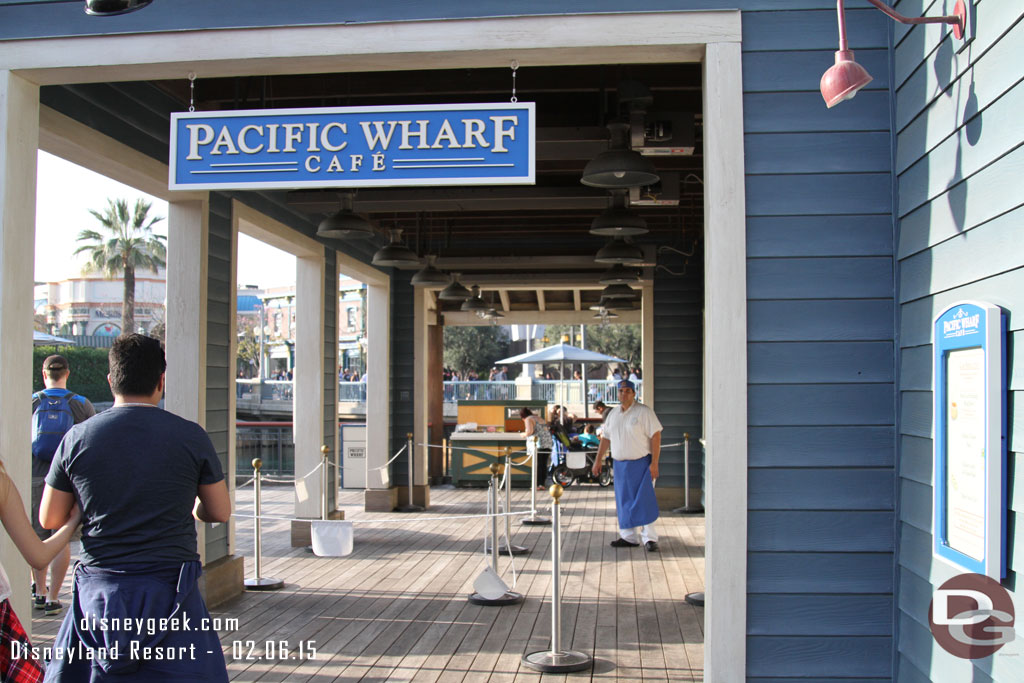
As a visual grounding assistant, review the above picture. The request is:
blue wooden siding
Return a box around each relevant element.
[323,250,338,508]
[205,192,234,563]
[743,6,895,680]
[894,1,1024,681]
[390,271,415,485]
[652,254,703,495]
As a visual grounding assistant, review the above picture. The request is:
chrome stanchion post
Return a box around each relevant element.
[397,432,424,512]
[320,444,329,521]
[495,452,528,555]
[244,458,283,591]
[673,433,703,515]
[522,484,591,672]
[469,462,523,606]
[521,436,550,526]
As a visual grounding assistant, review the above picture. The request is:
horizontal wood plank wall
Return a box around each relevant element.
[894,0,1024,681]
[652,258,703,495]
[324,249,338,506]
[391,270,414,485]
[743,6,896,680]
[206,192,233,563]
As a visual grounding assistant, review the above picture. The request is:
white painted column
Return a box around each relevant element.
[703,40,748,683]
[0,70,39,629]
[365,281,391,489]
[294,253,326,518]
[165,198,210,561]
[641,281,655,403]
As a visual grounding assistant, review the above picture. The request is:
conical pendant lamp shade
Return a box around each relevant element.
[599,264,640,285]
[410,255,450,286]
[594,238,643,265]
[460,285,489,312]
[438,273,472,302]
[372,229,420,268]
[85,0,152,15]
[820,50,873,108]
[581,123,659,189]
[590,190,648,236]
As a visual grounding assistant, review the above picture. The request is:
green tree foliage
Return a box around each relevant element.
[545,323,642,368]
[75,198,166,335]
[33,345,113,403]
[443,326,511,376]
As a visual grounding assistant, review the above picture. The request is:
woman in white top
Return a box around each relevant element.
[0,459,81,681]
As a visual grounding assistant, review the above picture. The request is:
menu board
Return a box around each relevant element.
[944,347,985,560]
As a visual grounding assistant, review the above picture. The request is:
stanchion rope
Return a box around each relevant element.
[231,509,534,524]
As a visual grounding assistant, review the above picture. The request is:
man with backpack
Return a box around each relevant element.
[31,354,95,615]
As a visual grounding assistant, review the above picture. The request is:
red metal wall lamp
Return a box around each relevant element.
[821,0,967,108]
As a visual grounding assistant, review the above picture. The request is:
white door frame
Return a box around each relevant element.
[3,11,747,678]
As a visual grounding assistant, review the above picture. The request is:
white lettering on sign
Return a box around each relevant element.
[943,312,981,338]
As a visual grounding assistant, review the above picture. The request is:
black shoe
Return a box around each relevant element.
[44,600,63,616]
[610,538,640,548]
[645,541,659,552]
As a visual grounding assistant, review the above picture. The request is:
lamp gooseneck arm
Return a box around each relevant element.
[865,0,965,34]
[836,0,849,52]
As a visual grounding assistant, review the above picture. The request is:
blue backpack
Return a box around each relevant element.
[32,391,76,461]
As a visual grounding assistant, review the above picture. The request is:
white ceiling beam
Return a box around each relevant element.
[537,290,546,312]
[498,290,510,312]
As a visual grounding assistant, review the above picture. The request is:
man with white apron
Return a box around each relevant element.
[591,380,663,551]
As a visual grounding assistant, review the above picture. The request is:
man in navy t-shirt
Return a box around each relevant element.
[40,334,231,682]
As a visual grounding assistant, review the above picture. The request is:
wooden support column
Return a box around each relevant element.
[0,69,39,628]
[363,280,394,511]
[427,316,445,482]
[294,254,327,520]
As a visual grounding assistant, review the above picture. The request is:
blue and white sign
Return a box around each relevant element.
[932,301,1006,579]
[169,103,535,190]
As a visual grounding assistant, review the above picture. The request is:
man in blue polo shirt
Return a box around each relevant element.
[30,354,95,615]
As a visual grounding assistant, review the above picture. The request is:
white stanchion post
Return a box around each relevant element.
[521,436,550,526]
[497,453,528,554]
[398,432,424,512]
[244,458,284,591]
[522,484,591,672]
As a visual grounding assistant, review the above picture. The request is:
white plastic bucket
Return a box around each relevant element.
[311,520,354,557]
[566,451,587,470]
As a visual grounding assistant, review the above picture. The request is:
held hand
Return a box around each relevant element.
[649,461,659,481]
[591,462,603,478]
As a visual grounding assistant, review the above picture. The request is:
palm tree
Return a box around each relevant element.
[75,198,166,335]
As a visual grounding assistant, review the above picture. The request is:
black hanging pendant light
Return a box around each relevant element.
[600,283,637,300]
[581,122,659,189]
[595,237,644,265]
[460,285,489,313]
[317,193,374,239]
[599,263,640,285]
[372,229,420,268]
[85,0,153,15]
[438,273,472,302]
[590,190,648,236]
[410,255,450,287]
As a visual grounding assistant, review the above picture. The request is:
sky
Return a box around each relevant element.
[35,151,295,289]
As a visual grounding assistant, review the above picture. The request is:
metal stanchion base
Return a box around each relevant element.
[521,516,551,526]
[522,650,593,673]
[685,591,705,606]
[671,506,704,515]
[486,543,530,556]
[395,504,425,513]
[467,591,524,606]
[245,577,285,591]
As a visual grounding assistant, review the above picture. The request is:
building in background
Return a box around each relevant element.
[34,269,166,341]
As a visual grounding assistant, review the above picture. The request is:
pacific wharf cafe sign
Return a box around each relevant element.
[169,103,535,190]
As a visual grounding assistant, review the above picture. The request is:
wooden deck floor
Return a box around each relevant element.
[33,484,705,681]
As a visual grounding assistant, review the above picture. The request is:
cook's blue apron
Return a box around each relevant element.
[613,454,659,529]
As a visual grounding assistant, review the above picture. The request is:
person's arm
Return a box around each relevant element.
[523,416,536,437]
[649,430,662,481]
[3,479,81,569]
[591,437,611,477]
[39,485,76,530]
[194,480,231,523]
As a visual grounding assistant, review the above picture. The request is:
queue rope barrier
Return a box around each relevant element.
[231,509,535,524]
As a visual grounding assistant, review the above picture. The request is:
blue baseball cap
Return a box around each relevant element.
[617,379,636,392]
